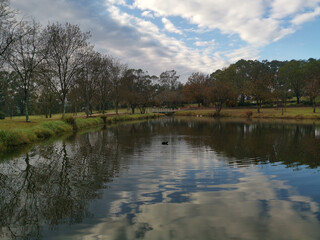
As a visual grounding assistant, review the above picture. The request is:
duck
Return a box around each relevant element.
[162,141,168,145]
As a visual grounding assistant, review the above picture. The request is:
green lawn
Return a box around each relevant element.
[176,106,320,119]
[0,112,161,151]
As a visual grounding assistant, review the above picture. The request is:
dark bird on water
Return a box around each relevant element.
[162,141,168,145]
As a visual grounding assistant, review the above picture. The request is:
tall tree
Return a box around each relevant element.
[155,70,182,108]
[304,58,320,113]
[245,60,273,113]
[76,51,102,117]
[43,22,92,118]
[209,68,237,113]
[108,58,127,115]
[96,55,111,114]
[0,0,16,66]
[182,72,209,107]
[279,60,305,104]
[5,20,46,122]
[159,70,179,91]
[0,70,20,118]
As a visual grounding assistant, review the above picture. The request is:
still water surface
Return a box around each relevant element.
[1,118,320,239]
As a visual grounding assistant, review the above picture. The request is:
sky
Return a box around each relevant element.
[10,0,320,82]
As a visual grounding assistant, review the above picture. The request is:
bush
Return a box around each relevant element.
[100,115,107,124]
[63,116,77,130]
[0,111,5,120]
[263,103,274,108]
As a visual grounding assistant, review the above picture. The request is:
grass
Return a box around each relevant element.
[0,112,161,152]
[0,120,73,151]
[175,107,320,119]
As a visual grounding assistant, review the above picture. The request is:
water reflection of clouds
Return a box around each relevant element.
[69,172,320,239]
[59,138,320,240]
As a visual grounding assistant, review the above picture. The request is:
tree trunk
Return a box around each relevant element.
[115,101,119,115]
[256,100,260,113]
[102,102,105,114]
[215,103,222,113]
[313,100,316,113]
[86,101,89,118]
[25,90,29,122]
[62,97,66,119]
[45,103,48,118]
[297,96,300,104]
[131,106,135,114]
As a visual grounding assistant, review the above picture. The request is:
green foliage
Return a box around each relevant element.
[63,116,77,130]
[100,115,107,124]
[76,118,104,129]
[0,120,73,151]
[0,111,5,120]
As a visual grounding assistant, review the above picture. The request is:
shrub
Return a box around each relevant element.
[246,111,253,118]
[0,111,5,120]
[100,115,107,124]
[63,116,77,130]
[263,103,274,108]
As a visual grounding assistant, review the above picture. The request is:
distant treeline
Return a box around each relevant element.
[1,0,320,121]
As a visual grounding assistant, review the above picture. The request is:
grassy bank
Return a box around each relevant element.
[175,107,320,119]
[0,113,160,151]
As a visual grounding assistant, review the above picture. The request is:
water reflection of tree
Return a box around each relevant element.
[0,123,152,239]
[171,119,320,168]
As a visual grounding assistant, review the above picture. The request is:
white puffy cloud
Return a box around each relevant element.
[141,10,154,18]
[161,17,183,35]
[194,40,215,47]
[292,7,320,25]
[133,0,320,46]
[270,0,320,19]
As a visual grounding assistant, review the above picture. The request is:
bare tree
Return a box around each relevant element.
[43,22,92,118]
[96,55,112,114]
[0,0,16,65]
[109,58,127,115]
[76,51,102,117]
[5,20,46,122]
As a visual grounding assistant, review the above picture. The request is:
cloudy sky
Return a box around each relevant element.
[11,0,320,81]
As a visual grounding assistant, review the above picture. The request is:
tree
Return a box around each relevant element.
[245,60,273,113]
[108,58,127,115]
[76,51,102,117]
[96,55,111,114]
[304,58,320,113]
[122,69,140,114]
[43,22,92,118]
[155,70,182,108]
[5,20,46,122]
[279,60,305,104]
[0,0,16,66]
[182,72,209,107]
[122,69,155,114]
[135,70,156,114]
[209,68,237,113]
[159,70,179,91]
[232,59,252,104]
[0,70,20,118]
[275,67,291,115]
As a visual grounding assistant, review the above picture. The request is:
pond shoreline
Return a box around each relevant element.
[175,107,320,120]
[0,113,161,152]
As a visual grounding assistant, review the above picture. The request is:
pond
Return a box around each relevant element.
[1,117,320,240]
